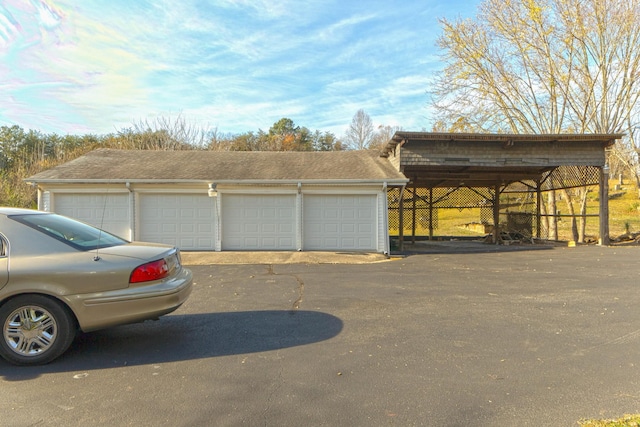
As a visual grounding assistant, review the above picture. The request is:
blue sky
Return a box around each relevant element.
[0,0,479,138]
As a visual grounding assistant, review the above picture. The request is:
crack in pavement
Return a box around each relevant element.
[290,275,304,312]
[266,264,305,313]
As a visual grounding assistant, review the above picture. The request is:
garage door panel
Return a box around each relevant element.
[179,210,193,220]
[139,194,215,250]
[55,193,131,239]
[222,194,296,250]
[306,224,322,233]
[354,223,372,233]
[162,224,177,233]
[304,194,376,251]
[281,224,294,233]
[262,224,276,233]
[323,238,339,246]
[262,208,275,218]
[341,223,355,233]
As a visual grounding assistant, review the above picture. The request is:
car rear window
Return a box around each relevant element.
[10,213,128,251]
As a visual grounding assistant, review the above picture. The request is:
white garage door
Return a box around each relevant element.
[222,194,296,250]
[304,194,377,250]
[138,194,215,250]
[54,193,131,239]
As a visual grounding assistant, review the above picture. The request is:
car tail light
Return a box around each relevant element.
[130,259,170,283]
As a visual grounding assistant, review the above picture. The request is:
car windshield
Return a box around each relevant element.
[10,213,128,251]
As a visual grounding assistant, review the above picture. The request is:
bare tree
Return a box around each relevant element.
[369,124,402,152]
[345,109,374,150]
[433,0,640,240]
[610,123,640,192]
[434,0,640,136]
[122,114,211,150]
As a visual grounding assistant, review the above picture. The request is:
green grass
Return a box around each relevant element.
[579,414,640,426]
[607,183,640,238]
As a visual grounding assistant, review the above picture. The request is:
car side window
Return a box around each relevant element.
[0,236,5,257]
[9,213,127,251]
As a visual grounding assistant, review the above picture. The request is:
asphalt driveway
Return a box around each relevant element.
[1,244,639,426]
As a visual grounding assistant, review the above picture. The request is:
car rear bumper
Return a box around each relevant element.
[66,267,193,332]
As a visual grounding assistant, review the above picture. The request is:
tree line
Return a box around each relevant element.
[0,112,395,208]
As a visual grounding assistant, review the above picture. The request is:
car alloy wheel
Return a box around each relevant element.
[0,295,76,366]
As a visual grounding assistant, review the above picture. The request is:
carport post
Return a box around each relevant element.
[536,180,542,239]
[599,165,610,245]
[399,186,405,252]
[429,187,434,240]
[411,178,417,244]
[493,183,500,244]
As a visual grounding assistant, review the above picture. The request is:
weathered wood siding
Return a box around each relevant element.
[400,141,606,167]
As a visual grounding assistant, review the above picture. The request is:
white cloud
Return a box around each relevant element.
[381,75,434,101]
[326,78,369,92]
[0,9,19,49]
[213,0,292,19]
[0,0,477,136]
[318,13,378,41]
[36,1,63,30]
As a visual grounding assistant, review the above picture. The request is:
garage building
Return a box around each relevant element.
[26,149,408,253]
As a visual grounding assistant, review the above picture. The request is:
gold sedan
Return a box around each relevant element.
[0,207,193,366]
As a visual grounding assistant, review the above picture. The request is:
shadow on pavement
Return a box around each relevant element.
[0,310,342,380]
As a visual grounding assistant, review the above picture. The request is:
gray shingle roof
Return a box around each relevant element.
[26,149,408,184]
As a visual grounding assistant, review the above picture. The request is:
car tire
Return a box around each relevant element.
[0,295,77,366]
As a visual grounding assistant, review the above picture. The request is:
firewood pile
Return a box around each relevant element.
[612,232,640,244]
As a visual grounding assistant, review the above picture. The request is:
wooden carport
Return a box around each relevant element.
[381,132,623,249]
